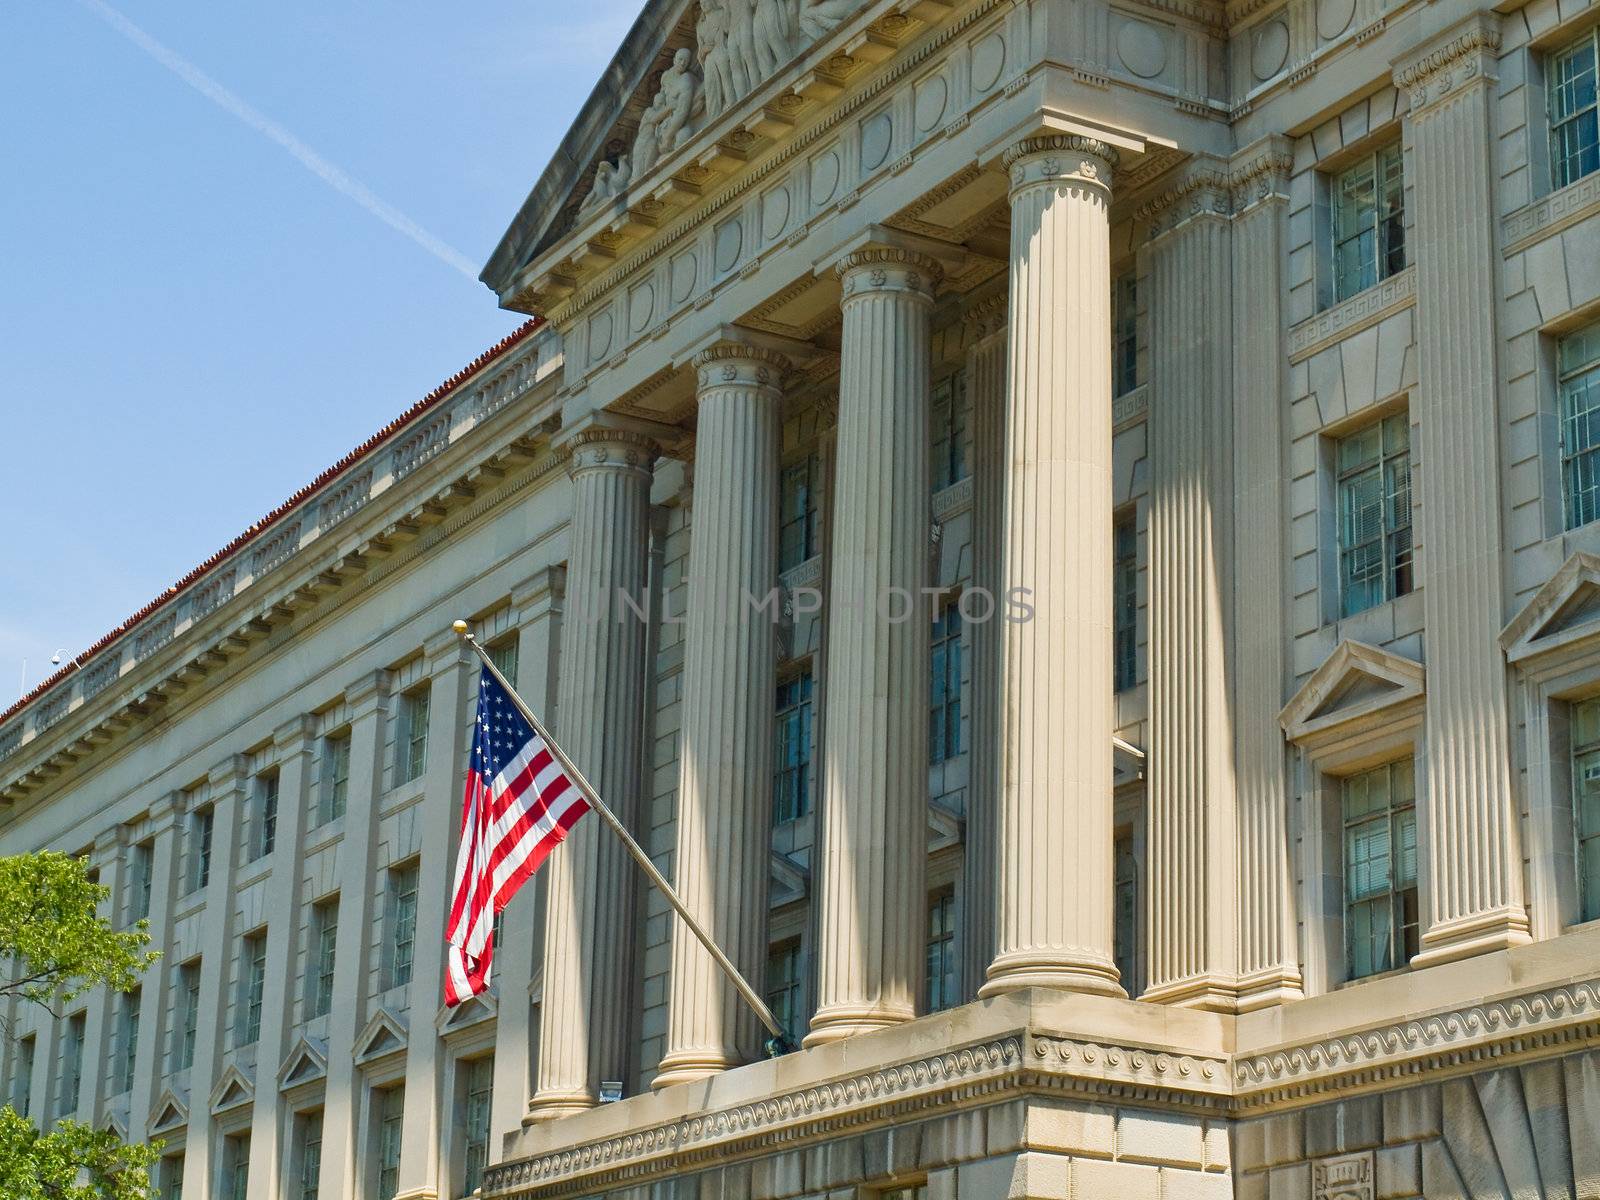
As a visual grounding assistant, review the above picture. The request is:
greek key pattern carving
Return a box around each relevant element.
[1287,266,1415,363]
[1113,384,1149,429]
[1233,978,1600,1094]
[1503,172,1600,254]
[484,1037,1024,1196]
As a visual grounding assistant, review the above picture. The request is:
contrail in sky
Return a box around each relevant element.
[76,0,480,281]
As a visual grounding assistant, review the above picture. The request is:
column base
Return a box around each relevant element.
[803,1004,915,1048]
[523,1091,596,1126]
[1411,905,1532,969]
[1138,972,1242,1012]
[651,1050,739,1090]
[979,953,1125,1000]
[1233,965,1304,1014]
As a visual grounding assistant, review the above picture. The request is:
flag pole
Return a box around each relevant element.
[452,621,793,1052]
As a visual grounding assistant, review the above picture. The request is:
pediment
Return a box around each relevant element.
[208,1065,255,1115]
[436,992,498,1034]
[354,1007,409,1065]
[771,850,809,908]
[1502,552,1600,664]
[102,1111,128,1139]
[150,1089,188,1133]
[277,1036,329,1090]
[928,802,961,852]
[483,0,961,313]
[1280,640,1425,743]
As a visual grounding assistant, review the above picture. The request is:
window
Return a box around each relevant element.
[925,890,957,1011]
[399,688,431,784]
[114,988,141,1094]
[1570,697,1600,922]
[1114,832,1138,994]
[930,370,970,491]
[389,864,420,988]
[1113,271,1138,396]
[221,1134,251,1200]
[764,941,802,1042]
[376,1087,405,1200]
[1329,143,1405,302]
[1550,29,1600,189]
[159,1155,185,1200]
[13,1035,35,1118]
[57,1012,85,1120]
[130,840,154,923]
[461,1057,494,1197]
[175,960,201,1070]
[296,1111,323,1200]
[779,453,821,572]
[489,637,520,688]
[239,932,268,1046]
[1560,323,1600,530]
[1113,516,1138,691]
[320,734,351,826]
[1342,759,1420,979]
[252,773,279,860]
[881,1184,929,1199]
[188,806,214,893]
[773,672,814,824]
[929,607,962,763]
[1336,413,1413,617]
[309,899,339,1018]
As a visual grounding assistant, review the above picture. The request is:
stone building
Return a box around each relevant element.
[4,0,1600,1194]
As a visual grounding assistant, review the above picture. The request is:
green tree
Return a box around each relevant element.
[1,851,161,1199]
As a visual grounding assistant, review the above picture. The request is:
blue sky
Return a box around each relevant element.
[1,0,641,695]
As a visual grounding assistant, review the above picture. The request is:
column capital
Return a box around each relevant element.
[1392,11,1500,114]
[560,426,660,480]
[1135,157,1232,241]
[835,246,942,303]
[1003,135,1117,198]
[206,752,250,793]
[961,292,1008,341]
[693,343,792,394]
[345,667,393,716]
[511,565,567,615]
[1228,135,1292,213]
[273,713,317,751]
[146,789,185,832]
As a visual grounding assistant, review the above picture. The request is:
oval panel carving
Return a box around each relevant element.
[671,251,697,303]
[915,73,947,132]
[714,218,742,274]
[811,149,840,207]
[1251,18,1290,80]
[589,309,613,364]
[1116,19,1168,79]
[971,32,1005,92]
[860,111,892,172]
[1317,0,1355,39]
[628,281,654,334]
[762,185,790,242]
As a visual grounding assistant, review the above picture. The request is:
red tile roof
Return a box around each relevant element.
[1,318,544,731]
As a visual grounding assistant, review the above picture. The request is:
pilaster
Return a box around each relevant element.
[807,244,939,1045]
[181,753,246,1200]
[528,427,658,1119]
[1392,13,1530,966]
[982,136,1123,1000]
[1140,157,1242,1010]
[656,341,786,1085]
[1228,138,1303,1011]
[128,792,183,1142]
[77,825,130,1125]
[489,567,565,1157]
[962,293,1006,1005]
[317,669,392,1200]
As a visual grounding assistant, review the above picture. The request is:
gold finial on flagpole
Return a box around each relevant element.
[451,619,471,638]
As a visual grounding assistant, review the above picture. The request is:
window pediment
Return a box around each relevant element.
[150,1090,188,1133]
[354,1008,409,1066]
[436,992,498,1034]
[1502,551,1600,665]
[771,850,810,907]
[208,1064,255,1115]
[277,1036,328,1090]
[1280,639,1425,744]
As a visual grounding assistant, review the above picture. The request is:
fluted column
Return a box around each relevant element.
[655,343,786,1086]
[807,245,939,1045]
[127,794,181,1143]
[528,427,657,1119]
[77,827,129,1122]
[1229,140,1303,1010]
[1394,15,1529,966]
[982,136,1123,999]
[1142,161,1241,1010]
[962,295,1006,1004]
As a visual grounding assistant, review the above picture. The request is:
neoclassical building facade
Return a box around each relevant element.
[5,0,1600,1194]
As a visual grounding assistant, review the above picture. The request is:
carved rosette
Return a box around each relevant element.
[835,247,942,304]
[563,428,660,479]
[1392,15,1501,115]
[1003,135,1116,202]
[692,344,791,396]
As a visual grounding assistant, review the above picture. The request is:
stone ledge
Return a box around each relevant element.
[1286,267,1415,364]
[1501,171,1600,257]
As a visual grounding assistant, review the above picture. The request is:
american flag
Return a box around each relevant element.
[444,667,589,1005]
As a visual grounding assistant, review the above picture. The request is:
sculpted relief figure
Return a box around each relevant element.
[724,0,757,97]
[630,49,703,178]
[698,0,735,117]
[751,0,796,76]
[578,153,632,213]
[797,0,862,41]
